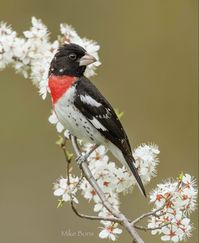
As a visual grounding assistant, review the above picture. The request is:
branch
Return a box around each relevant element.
[61,140,120,224]
[70,135,145,243]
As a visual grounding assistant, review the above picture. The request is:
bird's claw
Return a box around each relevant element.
[75,144,98,166]
[76,154,88,165]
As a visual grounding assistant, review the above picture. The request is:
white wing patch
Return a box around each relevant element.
[80,95,102,107]
[89,117,107,131]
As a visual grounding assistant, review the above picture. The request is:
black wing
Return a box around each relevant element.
[74,77,146,196]
[74,76,146,197]
[73,76,131,155]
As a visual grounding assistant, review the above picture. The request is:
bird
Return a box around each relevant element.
[48,43,146,197]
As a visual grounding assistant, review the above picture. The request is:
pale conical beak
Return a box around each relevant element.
[79,53,97,66]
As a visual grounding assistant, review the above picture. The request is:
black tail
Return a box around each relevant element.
[124,154,147,197]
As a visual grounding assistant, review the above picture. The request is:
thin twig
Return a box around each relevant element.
[134,222,171,231]
[60,138,71,184]
[131,194,173,227]
[131,206,164,226]
[70,200,122,223]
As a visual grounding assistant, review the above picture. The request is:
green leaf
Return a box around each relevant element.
[57,199,64,208]
[178,172,184,181]
[66,151,73,162]
[56,135,64,147]
[114,108,124,120]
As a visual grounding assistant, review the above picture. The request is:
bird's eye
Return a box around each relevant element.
[69,53,77,60]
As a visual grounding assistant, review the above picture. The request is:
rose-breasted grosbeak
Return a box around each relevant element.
[48,43,146,197]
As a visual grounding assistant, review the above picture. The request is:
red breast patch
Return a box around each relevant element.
[48,75,77,104]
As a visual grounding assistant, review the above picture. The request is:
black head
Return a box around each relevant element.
[49,43,96,77]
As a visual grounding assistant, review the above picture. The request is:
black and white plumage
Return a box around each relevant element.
[48,43,146,197]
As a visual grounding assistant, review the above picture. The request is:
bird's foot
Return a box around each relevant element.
[76,144,99,166]
[76,153,89,165]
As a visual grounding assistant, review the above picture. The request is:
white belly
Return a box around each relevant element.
[54,87,107,145]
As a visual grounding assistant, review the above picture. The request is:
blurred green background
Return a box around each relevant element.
[0,0,198,242]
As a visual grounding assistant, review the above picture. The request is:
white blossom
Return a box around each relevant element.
[48,111,71,138]
[99,222,122,241]
[148,173,197,242]
[0,17,100,100]
[94,193,119,213]
[80,177,100,201]
[161,225,184,242]
[0,22,18,69]
[53,176,79,204]
[133,143,160,184]
[48,111,64,133]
